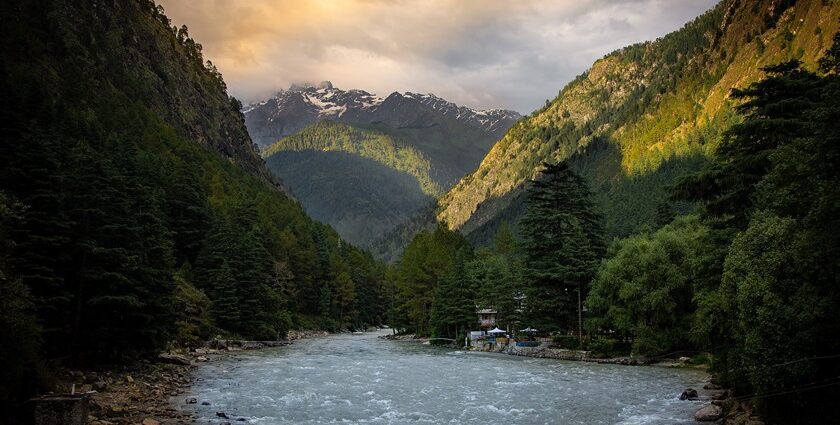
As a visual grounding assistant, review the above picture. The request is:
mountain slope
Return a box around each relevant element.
[266,150,434,248]
[264,121,442,196]
[438,0,840,242]
[0,0,388,407]
[262,121,442,249]
[253,85,521,250]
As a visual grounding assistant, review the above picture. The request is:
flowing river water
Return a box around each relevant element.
[175,330,709,424]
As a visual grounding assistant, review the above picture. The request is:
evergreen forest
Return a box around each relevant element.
[391,38,840,423]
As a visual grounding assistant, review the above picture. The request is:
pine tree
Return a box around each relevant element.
[196,215,240,332]
[430,248,475,339]
[396,224,468,336]
[209,261,240,332]
[519,162,604,335]
[0,191,44,408]
[671,45,840,422]
[673,61,823,229]
[165,164,211,266]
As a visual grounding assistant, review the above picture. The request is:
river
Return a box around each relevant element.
[176,330,709,424]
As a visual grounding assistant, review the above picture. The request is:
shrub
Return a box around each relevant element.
[552,335,581,349]
[589,336,620,357]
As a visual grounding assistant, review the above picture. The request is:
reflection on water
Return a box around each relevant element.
[176,330,708,424]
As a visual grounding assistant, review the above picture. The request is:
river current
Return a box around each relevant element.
[176,330,709,424]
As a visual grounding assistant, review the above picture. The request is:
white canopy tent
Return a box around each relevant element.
[488,327,506,334]
[520,327,538,333]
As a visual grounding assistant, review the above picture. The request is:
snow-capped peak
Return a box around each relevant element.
[402,91,522,136]
[241,82,522,148]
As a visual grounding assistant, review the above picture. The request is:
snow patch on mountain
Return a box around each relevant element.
[242,81,521,140]
[402,92,522,136]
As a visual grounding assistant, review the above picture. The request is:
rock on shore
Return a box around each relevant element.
[55,363,196,425]
[501,344,639,365]
[695,404,723,421]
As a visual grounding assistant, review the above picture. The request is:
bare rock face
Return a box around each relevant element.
[695,404,723,422]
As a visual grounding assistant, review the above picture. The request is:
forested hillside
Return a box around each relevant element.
[387,1,840,422]
[438,0,840,243]
[265,121,442,196]
[392,38,840,421]
[246,81,521,252]
[263,121,438,248]
[0,0,387,410]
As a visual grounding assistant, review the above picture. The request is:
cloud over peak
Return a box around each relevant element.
[158,0,718,113]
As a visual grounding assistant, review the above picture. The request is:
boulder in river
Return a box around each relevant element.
[217,411,229,419]
[679,388,699,400]
[695,404,722,421]
[185,397,197,404]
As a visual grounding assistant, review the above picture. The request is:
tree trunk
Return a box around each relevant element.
[577,284,583,347]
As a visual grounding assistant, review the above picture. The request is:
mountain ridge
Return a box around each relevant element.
[253,84,521,252]
[243,82,521,149]
[438,0,839,242]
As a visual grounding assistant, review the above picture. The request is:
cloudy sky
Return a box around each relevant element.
[159,0,718,113]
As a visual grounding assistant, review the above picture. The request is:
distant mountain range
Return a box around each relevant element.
[244,83,521,251]
[243,82,520,149]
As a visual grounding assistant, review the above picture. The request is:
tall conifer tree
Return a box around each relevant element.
[519,162,604,334]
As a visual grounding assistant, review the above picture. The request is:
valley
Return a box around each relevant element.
[247,82,521,249]
[2,0,840,424]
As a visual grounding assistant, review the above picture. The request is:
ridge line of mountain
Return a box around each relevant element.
[242,81,522,149]
[436,0,839,244]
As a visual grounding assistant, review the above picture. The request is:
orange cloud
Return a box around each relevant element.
[157,0,717,112]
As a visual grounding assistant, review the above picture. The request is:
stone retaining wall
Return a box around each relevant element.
[492,343,640,365]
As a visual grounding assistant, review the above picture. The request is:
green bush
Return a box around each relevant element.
[552,335,581,349]
[318,317,339,332]
[588,336,620,356]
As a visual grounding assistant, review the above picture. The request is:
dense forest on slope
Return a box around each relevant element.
[266,150,434,248]
[263,121,442,248]
[251,86,520,252]
[438,0,840,244]
[390,2,840,422]
[0,0,387,411]
[265,121,442,196]
[394,41,840,421]
[369,205,438,264]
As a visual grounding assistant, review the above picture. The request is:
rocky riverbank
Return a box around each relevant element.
[58,362,195,425]
[500,343,643,365]
[378,333,427,342]
[48,330,336,425]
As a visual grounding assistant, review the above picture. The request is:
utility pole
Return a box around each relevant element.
[578,283,583,347]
